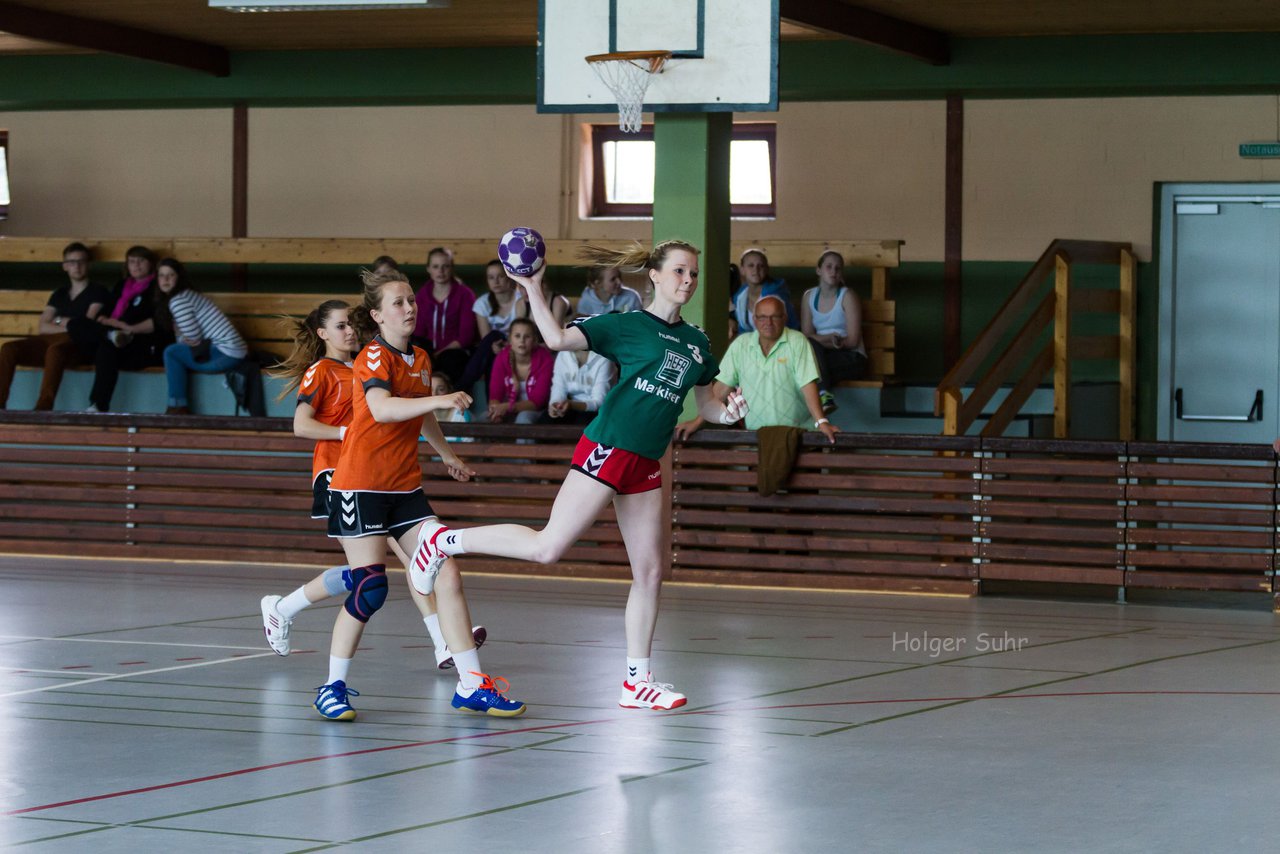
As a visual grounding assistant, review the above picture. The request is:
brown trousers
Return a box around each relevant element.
[0,333,86,410]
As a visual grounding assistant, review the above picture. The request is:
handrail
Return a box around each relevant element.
[0,236,904,269]
[934,238,1135,439]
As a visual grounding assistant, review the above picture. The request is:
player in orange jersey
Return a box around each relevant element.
[258,299,488,717]
[319,270,524,720]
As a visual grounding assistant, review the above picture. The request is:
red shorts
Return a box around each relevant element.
[570,435,663,495]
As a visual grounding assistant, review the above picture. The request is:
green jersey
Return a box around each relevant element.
[577,311,719,460]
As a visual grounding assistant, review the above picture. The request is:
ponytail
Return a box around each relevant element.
[578,239,699,273]
[268,299,350,400]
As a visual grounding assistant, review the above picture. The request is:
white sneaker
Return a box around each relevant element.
[409,519,450,595]
[434,625,487,670]
[619,675,687,711]
[83,404,99,413]
[260,595,292,656]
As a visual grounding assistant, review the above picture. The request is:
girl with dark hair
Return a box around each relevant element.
[154,258,248,415]
[259,298,487,702]
[410,239,747,711]
[455,259,530,394]
[486,317,553,424]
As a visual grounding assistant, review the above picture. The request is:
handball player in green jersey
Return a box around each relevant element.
[410,239,748,710]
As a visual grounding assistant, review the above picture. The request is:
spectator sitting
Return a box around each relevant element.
[371,254,400,276]
[802,250,868,410]
[456,259,529,394]
[0,241,109,410]
[66,244,171,413]
[487,317,553,425]
[541,318,617,426]
[730,248,798,337]
[155,258,249,415]
[412,246,477,383]
[676,295,838,444]
[578,265,643,316]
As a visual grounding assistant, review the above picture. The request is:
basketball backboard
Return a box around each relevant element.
[538,0,779,115]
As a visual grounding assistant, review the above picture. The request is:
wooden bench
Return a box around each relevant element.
[0,235,903,379]
[1,413,1272,604]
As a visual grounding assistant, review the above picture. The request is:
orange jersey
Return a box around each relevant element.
[329,336,433,493]
[297,357,354,482]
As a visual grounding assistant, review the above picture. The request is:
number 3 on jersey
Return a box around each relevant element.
[686,343,704,365]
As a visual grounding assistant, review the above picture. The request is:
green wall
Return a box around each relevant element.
[2,34,1280,110]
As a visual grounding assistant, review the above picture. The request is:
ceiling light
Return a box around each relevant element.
[210,0,449,11]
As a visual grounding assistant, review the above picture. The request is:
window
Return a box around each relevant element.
[587,122,776,218]
[0,131,9,221]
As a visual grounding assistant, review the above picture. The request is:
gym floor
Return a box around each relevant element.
[3,555,1277,852]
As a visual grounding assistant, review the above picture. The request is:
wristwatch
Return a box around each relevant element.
[815,418,830,428]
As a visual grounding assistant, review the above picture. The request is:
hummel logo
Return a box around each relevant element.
[367,358,382,371]
[583,444,613,474]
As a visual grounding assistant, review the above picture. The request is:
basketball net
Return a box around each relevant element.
[585,50,672,133]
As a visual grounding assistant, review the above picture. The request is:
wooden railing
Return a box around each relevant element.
[0,413,1275,607]
[934,239,1136,438]
[0,236,903,270]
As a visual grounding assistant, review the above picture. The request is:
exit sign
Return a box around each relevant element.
[1239,142,1280,158]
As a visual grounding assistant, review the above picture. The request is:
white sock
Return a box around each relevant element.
[423,614,447,649]
[440,529,466,556]
[626,658,650,685]
[453,649,482,693]
[328,655,352,685]
[278,587,311,620]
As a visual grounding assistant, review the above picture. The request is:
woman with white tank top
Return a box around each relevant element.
[801,250,868,387]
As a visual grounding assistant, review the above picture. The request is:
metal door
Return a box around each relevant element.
[1161,189,1280,443]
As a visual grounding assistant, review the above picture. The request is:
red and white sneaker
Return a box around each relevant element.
[409,519,451,595]
[260,594,292,656]
[619,675,687,710]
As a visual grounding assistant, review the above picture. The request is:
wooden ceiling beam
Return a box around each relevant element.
[0,1,229,76]
[780,0,950,65]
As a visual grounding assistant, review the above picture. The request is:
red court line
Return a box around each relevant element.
[9,689,1280,817]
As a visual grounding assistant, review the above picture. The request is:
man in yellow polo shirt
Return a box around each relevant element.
[675,295,839,443]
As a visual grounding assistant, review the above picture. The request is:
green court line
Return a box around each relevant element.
[812,635,1280,736]
[289,760,710,851]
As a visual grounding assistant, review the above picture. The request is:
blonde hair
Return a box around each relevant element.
[268,299,351,400]
[578,239,699,273]
[349,266,411,342]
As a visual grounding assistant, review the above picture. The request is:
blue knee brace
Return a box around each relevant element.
[322,565,351,597]
[343,564,388,623]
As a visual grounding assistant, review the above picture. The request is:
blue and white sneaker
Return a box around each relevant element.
[314,680,359,721]
[451,672,526,717]
[435,625,488,670]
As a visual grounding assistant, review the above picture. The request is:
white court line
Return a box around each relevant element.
[0,635,263,651]
[0,652,276,699]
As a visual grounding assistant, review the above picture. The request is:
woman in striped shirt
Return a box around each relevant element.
[155,258,248,415]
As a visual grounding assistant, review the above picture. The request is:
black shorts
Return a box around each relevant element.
[311,470,334,519]
[327,488,435,540]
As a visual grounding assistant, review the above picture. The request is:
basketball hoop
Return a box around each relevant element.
[585,50,672,133]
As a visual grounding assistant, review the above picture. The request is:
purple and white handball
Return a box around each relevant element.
[497,227,546,277]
